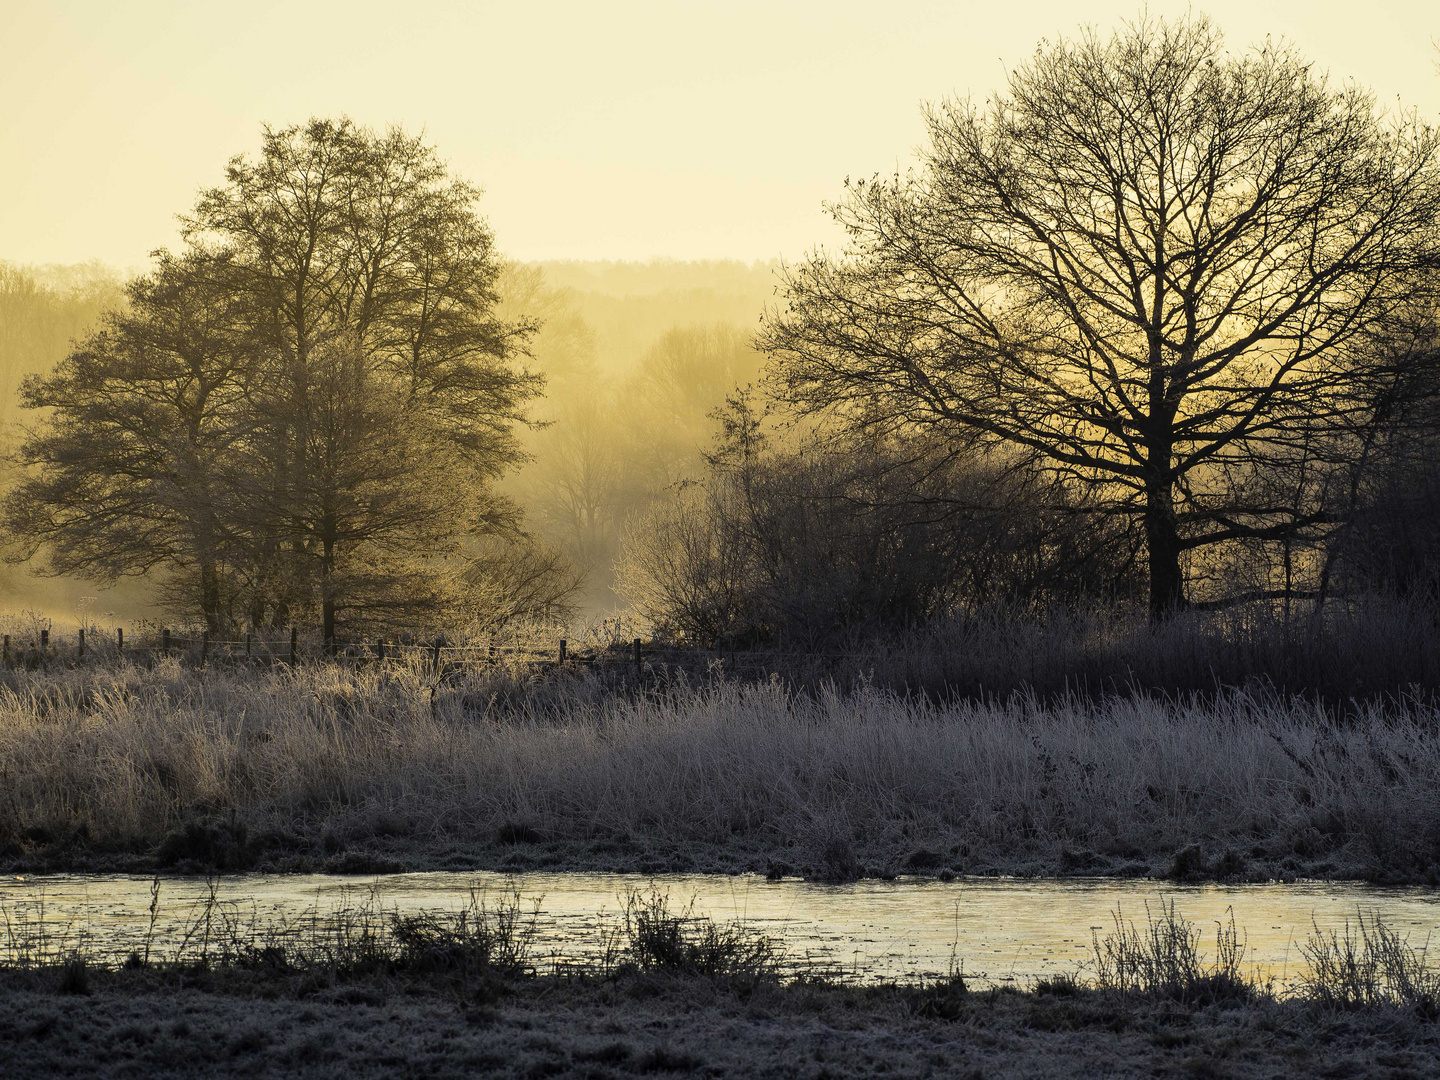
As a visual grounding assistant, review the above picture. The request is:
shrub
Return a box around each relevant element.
[1299,910,1440,1015]
[616,888,780,980]
[617,434,1133,646]
[1091,901,1253,1005]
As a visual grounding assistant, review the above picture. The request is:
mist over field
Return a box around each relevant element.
[2,9,1437,642]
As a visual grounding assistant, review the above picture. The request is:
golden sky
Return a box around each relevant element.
[2,1,1436,268]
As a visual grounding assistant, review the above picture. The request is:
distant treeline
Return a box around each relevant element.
[0,262,126,431]
[496,261,774,613]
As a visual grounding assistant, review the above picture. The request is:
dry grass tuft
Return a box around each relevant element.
[1091,901,1254,1005]
[612,888,781,980]
[1299,911,1440,1015]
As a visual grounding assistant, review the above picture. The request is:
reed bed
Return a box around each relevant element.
[2,648,1439,881]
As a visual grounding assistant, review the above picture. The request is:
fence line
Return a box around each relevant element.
[0,625,880,674]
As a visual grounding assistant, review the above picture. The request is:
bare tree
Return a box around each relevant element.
[762,15,1440,617]
[186,118,542,640]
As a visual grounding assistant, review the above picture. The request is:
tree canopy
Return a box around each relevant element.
[6,119,562,637]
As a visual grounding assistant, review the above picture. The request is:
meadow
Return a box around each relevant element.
[4,602,1440,884]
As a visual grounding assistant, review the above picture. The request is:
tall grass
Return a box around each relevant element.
[1086,902,1440,1016]
[2,639,1440,879]
[12,592,1440,703]
[1091,901,1253,1004]
[1299,912,1440,1015]
[844,595,1440,703]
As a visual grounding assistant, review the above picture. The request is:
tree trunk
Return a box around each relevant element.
[321,536,336,652]
[1144,477,1185,619]
[247,596,265,635]
[1145,339,1185,619]
[200,558,222,633]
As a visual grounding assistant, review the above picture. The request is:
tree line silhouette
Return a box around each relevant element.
[5,15,1440,642]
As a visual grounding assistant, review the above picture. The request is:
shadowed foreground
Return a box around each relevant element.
[3,892,1438,1078]
[9,978,1440,1079]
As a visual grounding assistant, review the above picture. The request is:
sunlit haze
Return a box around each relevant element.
[3,0,1436,268]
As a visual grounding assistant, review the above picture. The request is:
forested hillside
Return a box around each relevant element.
[503,259,777,610]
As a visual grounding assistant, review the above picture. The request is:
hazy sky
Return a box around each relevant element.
[2,1,1436,269]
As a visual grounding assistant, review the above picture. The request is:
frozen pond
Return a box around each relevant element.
[3,872,1437,986]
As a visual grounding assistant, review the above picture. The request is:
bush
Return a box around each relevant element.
[1299,910,1440,1015]
[617,432,1134,646]
[616,888,780,980]
[1091,901,1253,1005]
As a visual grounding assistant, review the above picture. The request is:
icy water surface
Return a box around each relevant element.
[3,872,1437,986]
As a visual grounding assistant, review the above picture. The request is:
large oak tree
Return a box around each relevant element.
[761,16,1440,617]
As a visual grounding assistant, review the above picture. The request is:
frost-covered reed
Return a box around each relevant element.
[2,653,1438,880]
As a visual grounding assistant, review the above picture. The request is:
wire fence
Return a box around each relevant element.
[0,625,880,678]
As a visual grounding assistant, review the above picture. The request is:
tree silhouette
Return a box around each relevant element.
[7,120,552,638]
[762,16,1440,617]
[5,251,259,630]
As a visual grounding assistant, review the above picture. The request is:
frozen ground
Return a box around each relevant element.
[4,973,1439,1079]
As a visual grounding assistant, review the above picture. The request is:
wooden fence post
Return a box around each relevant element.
[289,627,298,666]
[40,628,49,654]
[161,628,170,656]
[78,628,85,660]
[559,639,567,664]
[375,639,384,660]
[431,638,442,667]
[245,633,252,659]
[117,628,123,653]
[634,638,641,674]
